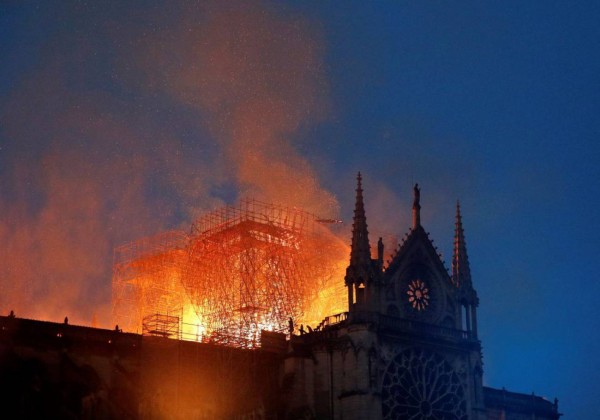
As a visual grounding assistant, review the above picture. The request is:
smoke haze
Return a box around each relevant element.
[0,2,338,326]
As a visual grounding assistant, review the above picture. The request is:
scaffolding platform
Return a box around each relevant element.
[142,313,180,339]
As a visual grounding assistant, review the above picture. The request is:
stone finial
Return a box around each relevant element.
[412,183,421,228]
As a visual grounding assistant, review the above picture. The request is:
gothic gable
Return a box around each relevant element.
[383,226,458,327]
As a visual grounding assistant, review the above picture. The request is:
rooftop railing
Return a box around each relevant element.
[314,310,474,343]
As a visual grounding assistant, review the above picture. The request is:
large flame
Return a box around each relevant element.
[112,199,349,347]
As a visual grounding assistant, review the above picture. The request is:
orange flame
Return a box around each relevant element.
[112,200,349,347]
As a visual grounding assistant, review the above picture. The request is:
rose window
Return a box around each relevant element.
[407,279,430,311]
[381,348,467,420]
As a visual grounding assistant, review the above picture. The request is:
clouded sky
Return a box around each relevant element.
[1,1,599,417]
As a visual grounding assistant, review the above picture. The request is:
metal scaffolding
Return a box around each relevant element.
[142,313,180,338]
[112,230,189,334]
[112,199,348,347]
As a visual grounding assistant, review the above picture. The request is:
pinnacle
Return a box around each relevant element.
[349,172,371,269]
[452,200,472,289]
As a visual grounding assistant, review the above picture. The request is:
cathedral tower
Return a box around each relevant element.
[334,178,486,418]
[282,176,558,419]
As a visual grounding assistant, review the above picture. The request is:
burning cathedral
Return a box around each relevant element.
[0,174,560,419]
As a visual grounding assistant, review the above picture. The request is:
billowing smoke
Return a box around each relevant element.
[0,2,338,326]
[133,2,337,215]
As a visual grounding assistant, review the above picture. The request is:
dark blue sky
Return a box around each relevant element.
[1,2,599,417]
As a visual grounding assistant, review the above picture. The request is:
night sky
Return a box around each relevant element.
[1,2,599,417]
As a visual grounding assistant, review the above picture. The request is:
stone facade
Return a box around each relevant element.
[282,175,559,420]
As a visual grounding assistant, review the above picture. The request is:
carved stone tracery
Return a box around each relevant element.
[381,348,467,420]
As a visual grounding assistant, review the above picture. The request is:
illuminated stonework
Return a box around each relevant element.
[381,348,467,420]
[407,278,430,311]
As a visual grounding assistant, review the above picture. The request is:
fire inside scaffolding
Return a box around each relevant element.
[112,199,349,348]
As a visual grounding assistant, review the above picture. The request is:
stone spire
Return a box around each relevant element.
[452,201,472,288]
[412,183,421,229]
[346,172,378,310]
[349,172,371,267]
